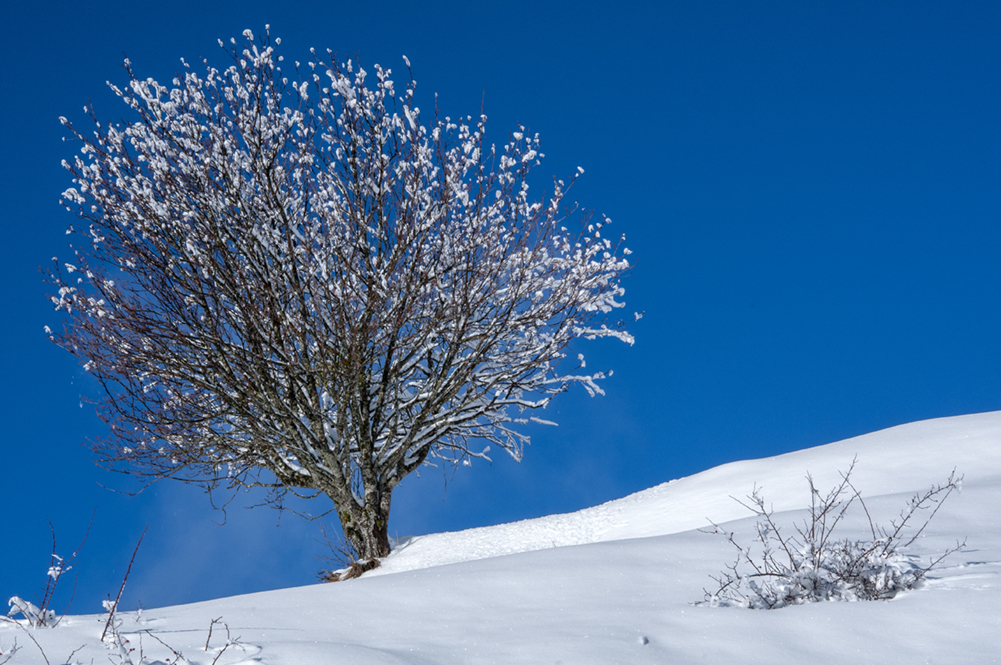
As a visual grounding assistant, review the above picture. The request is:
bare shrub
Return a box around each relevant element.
[3,524,236,665]
[5,517,92,628]
[102,611,241,665]
[701,460,965,609]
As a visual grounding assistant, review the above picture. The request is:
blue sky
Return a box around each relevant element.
[2,0,999,611]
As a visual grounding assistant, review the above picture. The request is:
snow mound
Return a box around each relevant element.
[4,411,1000,664]
[374,411,1001,576]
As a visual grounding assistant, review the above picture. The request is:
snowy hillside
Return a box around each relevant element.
[4,412,1000,664]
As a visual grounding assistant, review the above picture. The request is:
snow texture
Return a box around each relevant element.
[3,411,1000,663]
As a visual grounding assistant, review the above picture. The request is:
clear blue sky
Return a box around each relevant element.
[2,0,999,611]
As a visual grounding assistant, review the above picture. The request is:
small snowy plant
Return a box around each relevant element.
[701,461,965,609]
[5,520,90,627]
[0,637,20,665]
[6,597,56,629]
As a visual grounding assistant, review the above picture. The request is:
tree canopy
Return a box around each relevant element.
[49,28,633,559]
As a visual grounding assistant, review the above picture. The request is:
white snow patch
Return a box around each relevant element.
[4,411,1000,664]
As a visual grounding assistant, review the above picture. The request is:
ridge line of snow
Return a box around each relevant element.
[372,411,1001,576]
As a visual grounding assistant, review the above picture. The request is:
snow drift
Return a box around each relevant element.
[4,411,1000,664]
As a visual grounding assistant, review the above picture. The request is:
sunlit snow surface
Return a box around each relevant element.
[5,412,1000,663]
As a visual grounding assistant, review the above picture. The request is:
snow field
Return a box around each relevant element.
[4,411,1000,664]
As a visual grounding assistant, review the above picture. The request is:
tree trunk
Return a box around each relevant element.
[340,491,392,561]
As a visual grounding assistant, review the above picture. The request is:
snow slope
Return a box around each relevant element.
[4,412,1000,664]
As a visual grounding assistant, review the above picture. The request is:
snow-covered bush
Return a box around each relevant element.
[6,597,56,628]
[701,461,964,609]
[5,519,90,627]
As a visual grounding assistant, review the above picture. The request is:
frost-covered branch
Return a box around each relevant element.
[700,463,965,609]
[48,27,633,560]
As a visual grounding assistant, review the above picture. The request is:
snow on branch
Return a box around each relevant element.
[48,28,633,560]
[700,462,965,609]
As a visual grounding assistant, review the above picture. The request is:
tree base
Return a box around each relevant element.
[319,558,382,583]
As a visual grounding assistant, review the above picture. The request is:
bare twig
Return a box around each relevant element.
[205,619,241,665]
[0,637,20,665]
[842,466,877,540]
[142,630,186,663]
[102,526,148,642]
[210,642,232,665]
[901,470,960,548]
[205,616,224,651]
[7,622,49,665]
[63,644,86,663]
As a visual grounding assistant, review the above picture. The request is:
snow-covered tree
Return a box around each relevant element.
[48,28,633,560]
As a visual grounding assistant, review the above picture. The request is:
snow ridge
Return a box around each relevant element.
[375,411,1001,577]
[4,411,1000,664]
